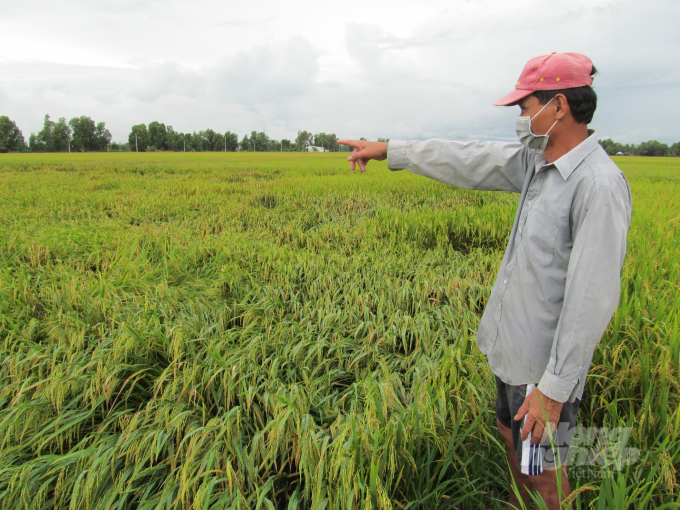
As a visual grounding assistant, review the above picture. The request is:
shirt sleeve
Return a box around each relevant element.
[537,175,632,403]
[387,138,530,193]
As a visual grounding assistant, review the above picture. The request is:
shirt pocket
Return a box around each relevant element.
[524,212,559,266]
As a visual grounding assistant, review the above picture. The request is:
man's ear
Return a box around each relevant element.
[554,93,570,120]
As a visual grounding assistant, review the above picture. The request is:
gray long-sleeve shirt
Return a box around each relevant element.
[387,131,632,403]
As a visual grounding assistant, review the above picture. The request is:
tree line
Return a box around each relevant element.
[125,124,351,153]
[0,115,354,153]
[0,115,112,153]
[3,114,678,156]
[599,138,680,157]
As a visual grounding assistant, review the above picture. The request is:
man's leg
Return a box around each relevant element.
[497,418,534,510]
[504,379,581,510]
[528,464,571,510]
[513,392,581,510]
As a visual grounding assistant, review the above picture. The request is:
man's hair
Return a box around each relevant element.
[532,66,598,124]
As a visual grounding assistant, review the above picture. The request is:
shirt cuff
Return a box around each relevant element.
[537,370,577,403]
[386,140,408,171]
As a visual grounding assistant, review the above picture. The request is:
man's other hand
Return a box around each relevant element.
[337,140,388,172]
[515,388,564,444]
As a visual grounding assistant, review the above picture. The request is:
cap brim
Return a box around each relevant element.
[493,88,534,106]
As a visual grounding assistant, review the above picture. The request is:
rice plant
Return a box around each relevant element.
[0,152,678,509]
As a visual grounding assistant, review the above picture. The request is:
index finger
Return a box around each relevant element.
[521,414,535,442]
[337,139,362,149]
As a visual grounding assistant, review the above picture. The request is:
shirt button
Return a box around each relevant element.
[504,279,508,284]
[527,201,533,206]
[519,228,523,234]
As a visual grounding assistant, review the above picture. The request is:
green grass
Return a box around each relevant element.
[0,152,678,509]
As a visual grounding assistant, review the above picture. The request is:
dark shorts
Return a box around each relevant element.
[495,375,581,476]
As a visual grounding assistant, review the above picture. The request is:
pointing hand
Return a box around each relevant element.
[337,140,388,173]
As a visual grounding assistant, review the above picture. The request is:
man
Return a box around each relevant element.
[338,52,632,509]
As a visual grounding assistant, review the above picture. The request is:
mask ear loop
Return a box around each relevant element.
[529,97,557,136]
[531,97,555,120]
[544,119,559,136]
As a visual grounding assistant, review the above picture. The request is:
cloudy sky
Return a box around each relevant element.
[2,0,679,144]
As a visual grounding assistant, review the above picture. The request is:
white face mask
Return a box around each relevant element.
[516,97,559,151]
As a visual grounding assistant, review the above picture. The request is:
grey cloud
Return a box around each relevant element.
[345,23,402,69]
[339,1,680,143]
[0,37,324,139]
[212,17,277,27]
[70,0,169,14]
[209,37,319,106]
[1,0,679,145]
[130,62,204,101]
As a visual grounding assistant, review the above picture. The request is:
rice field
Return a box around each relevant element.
[0,152,678,509]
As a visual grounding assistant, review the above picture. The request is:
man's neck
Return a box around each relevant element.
[542,124,590,163]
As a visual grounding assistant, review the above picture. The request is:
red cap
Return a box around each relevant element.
[493,52,594,106]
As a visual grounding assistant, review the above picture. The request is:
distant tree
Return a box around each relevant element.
[313,132,340,151]
[637,140,669,157]
[53,117,72,152]
[31,115,73,152]
[163,128,191,152]
[599,138,624,156]
[28,134,45,152]
[623,143,637,156]
[129,124,149,152]
[295,130,312,151]
[267,138,280,151]
[182,132,192,152]
[327,133,339,151]
[30,114,54,152]
[204,129,217,151]
[94,122,112,151]
[69,116,98,151]
[190,131,203,152]
[670,142,680,157]
[165,126,180,151]
[240,134,250,151]
[313,132,326,150]
[254,131,269,152]
[213,132,225,151]
[281,139,291,150]
[110,141,130,151]
[148,121,168,150]
[224,131,238,151]
[0,116,26,152]
[28,133,43,152]
[247,131,269,152]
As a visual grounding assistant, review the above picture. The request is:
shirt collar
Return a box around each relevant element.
[536,129,599,180]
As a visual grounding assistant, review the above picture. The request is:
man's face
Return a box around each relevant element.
[518,95,556,136]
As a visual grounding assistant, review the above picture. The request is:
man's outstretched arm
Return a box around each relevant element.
[339,138,528,193]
